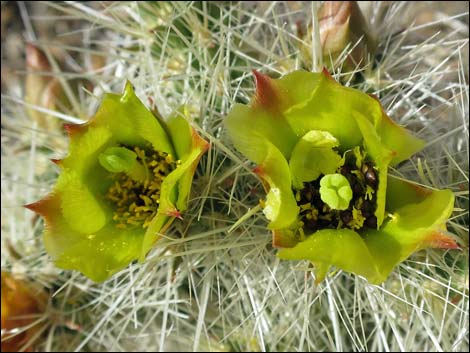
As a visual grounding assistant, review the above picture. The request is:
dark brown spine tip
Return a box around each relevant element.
[50,158,62,165]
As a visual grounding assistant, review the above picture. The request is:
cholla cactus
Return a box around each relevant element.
[1,1,468,352]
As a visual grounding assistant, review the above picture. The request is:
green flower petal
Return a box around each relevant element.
[352,112,394,227]
[282,71,382,150]
[63,82,174,159]
[28,195,85,259]
[34,194,141,282]
[278,229,382,282]
[141,139,208,259]
[289,130,343,188]
[362,180,455,282]
[166,107,209,212]
[256,140,298,229]
[119,81,175,155]
[371,95,426,165]
[225,100,298,229]
[57,171,110,234]
[225,104,297,161]
[61,125,113,177]
[167,107,193,160]
[385,176,433,211]
[175,131,208,213]
[55,226,142,282]
[266,70,323,110]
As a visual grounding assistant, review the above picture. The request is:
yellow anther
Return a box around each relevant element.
[295,190,301,202]
[311,208,319,220]
[336,219,343,229]
[165,155,174,164]
[298,227,306,241]
[353,146,363,169]
[365,185,375,200]
[350,207,365,229]
[319,213,332,221]
[104,146,176,230]
[140,195,153,206]
[352,170,364,181]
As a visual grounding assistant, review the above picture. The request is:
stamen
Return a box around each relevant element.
[103,146,176,229]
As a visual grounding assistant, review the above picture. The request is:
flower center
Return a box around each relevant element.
[295,147,378,235]
[101,146,177,229]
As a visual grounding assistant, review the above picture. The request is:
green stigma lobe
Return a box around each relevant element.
[319,174,353,210]
[99,146,147,182]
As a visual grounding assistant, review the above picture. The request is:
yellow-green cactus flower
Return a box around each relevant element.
[26,82,209,282]
[225,69,458,284]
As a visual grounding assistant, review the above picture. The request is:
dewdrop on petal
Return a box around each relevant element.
[26,82,209,282]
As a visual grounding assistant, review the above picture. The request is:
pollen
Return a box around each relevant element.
[104,146,176,229]
[350,207,366,229]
